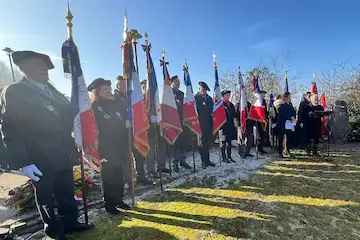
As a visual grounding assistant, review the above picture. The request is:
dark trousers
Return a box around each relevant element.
[134,149,146,180]
[220,138,232,159]
[199,133,211,164]
[278,129,292,154]
[258,124,265,151]
[173,133,186,163]
[33,169,78,238]
[101,161,124,205]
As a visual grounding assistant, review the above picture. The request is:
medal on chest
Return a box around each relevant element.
[202,101,206,106]
[98,107,103,112]
[47,105,55,112]
[116,112,123,120]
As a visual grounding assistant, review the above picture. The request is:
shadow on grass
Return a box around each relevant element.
[70,225,179,240]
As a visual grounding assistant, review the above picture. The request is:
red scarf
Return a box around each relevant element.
[223,98,230,107]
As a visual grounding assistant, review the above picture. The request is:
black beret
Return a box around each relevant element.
[12,51,54,69]
[116,75,124,81]
[140,79,147,85]
[221,90,231,96]
[198,81,210,91]
[87,78,112,91]
[170,76,179,82]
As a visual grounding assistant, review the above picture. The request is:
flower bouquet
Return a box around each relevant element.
[6,166,101,213]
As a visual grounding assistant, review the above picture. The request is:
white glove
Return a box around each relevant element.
[272,123,277,128]
[125,120,132,128]
[21,164,43,182]
[300,123,304,128]
[150,116,157,123]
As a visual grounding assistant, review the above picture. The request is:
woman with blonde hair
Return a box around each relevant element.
[88,78,131,214]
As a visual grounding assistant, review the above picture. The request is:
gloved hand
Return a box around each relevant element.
[125,120,132,128]
[300,123,304,128]
[271,123,277,128]
[150,116,157,123]
[21,164,43,182]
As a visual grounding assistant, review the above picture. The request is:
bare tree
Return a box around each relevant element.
[318,58,360,122]
[0,60,22,89]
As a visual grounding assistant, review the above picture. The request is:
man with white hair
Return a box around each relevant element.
[0,50,93,240]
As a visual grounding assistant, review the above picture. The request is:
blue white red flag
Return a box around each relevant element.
[159,54,183,145]
[248,75,267,130]
[142,43,162,123]
[238,70,247,134]
[284,74,289,93]
[212,59,226,134]
[183,64,202,137]
[122,37,150,157]
[62,39,100,172]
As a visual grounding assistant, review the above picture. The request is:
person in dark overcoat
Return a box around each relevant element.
[170,76,191,172]
[88,78,131,214]
[276,92,296,158]
[258,90,268,153]
[195,81,215,168]
[114,76,153,186]
[298,92,311,149]
[0,51,93,240]
[306,94,324,156]
[219,90,236,163]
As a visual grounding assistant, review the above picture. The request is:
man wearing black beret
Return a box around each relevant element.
[195,81,215,168]
[1,50,93,240]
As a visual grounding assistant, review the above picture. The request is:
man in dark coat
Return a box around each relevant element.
[0,51,93,240]
[195,81,215,168]
[306,94,324,156]
[170,76,191,172]
[114,76,153,185]
[219,90,236,163]
[298,92,311,149]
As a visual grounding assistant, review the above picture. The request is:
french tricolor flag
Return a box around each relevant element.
[248,75,267,130]
[238,70,247,134]
[62,38,100,172]
[212,57,226,134]
[183,63,202,137]
[159,53,183,145]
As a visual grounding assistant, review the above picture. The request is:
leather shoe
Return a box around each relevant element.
[208,161,216,167]
[137,177,154,185]
[222,158,231,163]
[105,204,121,214]
[229,157,236,163]
[116,201,132,210]
[246,153,254,157]
[66,222,94,233]
[56,235,69,240]
[160,168,172,174]
[180,160,192,169]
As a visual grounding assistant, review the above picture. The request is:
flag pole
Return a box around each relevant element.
[237,66,245,159]
[65,3,89,225]
[161,49,172,177]
[192,136,196,172]
[144,33,163,191]
[213,52,222,165]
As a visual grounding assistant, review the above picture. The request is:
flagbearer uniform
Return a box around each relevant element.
[219,90,236,163]
[307,103,324,155]
[170,76,191,172]
[195,81,215,168]
[0,51,93,240]
[88,78,131,214]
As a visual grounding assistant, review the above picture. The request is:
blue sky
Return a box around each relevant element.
[1,0,360,97]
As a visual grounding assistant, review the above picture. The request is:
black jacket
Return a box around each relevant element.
[221,101,237,140]
[173,88,184,125]
[298,99,310,124]
[92,99,128,164]
[0,78,78,172]
[195,93,213,136]
[277,102,296,131]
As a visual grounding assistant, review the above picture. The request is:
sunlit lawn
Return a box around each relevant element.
[70,151,360,240]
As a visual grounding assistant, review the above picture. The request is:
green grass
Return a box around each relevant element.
[69,151,360,240]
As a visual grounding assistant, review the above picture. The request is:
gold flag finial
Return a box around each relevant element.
[213,51,216,64]
[313,72,316,81]
[144,31,149,46]
[65,1,74,39]
[184,57,188,70]
[161,48,165,58]
[123,10,128,41]
[285,69,288,79]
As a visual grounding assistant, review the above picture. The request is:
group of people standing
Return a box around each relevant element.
[0,50,328,240]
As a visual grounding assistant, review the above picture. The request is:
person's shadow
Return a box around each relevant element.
[69,226,179,240]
